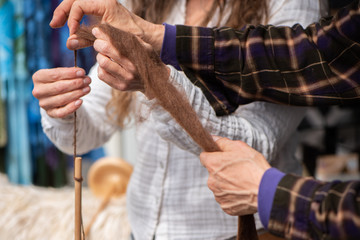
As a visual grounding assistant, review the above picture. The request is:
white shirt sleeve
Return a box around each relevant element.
[149,66,306,161]
[266,0,328,26]
[41,64,118,155]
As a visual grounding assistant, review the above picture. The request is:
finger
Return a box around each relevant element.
[199,151,224,169]
[212,135,223,142]
[97,64,127,91]
[96,52,135,83]
[33,67,85,84]
[34,77,91,99]
[39,86,90,111]
[213,137,231,151]
[92,28,136,70]
[67,0,106,35]
[91,27,110,41]
[50,0,75,28]
[212,136,236,152]
[67,34,94,50]
[206,174,218,192]
[199,152,211,167]
[215,137,248,152]
[47,99,83,119]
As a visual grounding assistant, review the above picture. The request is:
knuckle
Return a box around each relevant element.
[96,53,101,64]
[223,208,234,216]
[32,88,39,98]
[72,1,80,7]
[38,100,47,109]
[128,63,137,73]
[97,67,105,80]
[57,96,69,107]
[123,73,134,82]
[96,53,107,68]
[94,40,109,54]
[199,152,207,162]
[47,110,56,118]
[56,110,67,119]
[99,56,109,68]
[48,109,62,119]
[52,83,64,94]
[77,78,85,88]
[119,82,129,91]
[48,71,60,81]
[32,71,39,81]
[207,177,215,190]
[32,70,48,83]
[71,1,82,13]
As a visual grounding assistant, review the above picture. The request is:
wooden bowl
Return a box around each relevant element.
[87,157,133,199]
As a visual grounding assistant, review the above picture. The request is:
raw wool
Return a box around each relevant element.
[77,24,258,240]
[0,174,131,240]
[77,24,219,152]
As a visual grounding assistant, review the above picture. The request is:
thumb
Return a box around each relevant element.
[212,136,232,151]
[212,136,249,152]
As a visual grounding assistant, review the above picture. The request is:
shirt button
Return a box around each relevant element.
[159,161,164,168]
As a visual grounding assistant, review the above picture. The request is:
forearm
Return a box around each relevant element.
[268,174,360,239]
[174,0,360,115]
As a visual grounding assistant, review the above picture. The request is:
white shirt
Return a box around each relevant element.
[41,0,328,239]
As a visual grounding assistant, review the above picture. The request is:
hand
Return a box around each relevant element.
[91,27,144,92]
[50,0,164,52]
[200,137,271,216]
[32,67,91,118]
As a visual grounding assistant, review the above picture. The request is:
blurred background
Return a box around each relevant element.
[0,0,137,187]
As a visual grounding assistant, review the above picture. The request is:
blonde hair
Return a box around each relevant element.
[107,0,268,127]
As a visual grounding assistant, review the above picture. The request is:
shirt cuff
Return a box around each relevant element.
[258,168,286,229]
[160,23,180,70]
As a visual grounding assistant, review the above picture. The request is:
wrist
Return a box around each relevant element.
[135,17,164,54]
[144,24,165,54]
[258,168,285,229]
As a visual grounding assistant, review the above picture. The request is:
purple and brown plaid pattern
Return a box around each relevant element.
[176,0,360,116]
[269,174,360,239]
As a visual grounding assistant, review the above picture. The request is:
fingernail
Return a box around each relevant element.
[83,77,91,84]
[92,27,99,37]
[75,100,82,106]
[76,70,84,77]
[69,39,79,48]
[82,86,90,93]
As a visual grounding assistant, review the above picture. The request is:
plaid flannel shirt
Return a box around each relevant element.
[175,1,360,239]
[270,174,360,239]
[176,0,360,116]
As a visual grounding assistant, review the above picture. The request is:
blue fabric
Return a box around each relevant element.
[258,168,285,229]
[160,24,180,70]
[25,0,54,185]
[0,0,32,184]
[0,0,100,185]
[0,0,17,181]
[12,0,32,185]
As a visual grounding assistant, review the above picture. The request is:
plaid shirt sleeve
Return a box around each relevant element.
[268,174,360,240]
[176,0,360,116]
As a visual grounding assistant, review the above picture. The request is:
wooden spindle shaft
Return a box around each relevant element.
[74,156,83,240]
